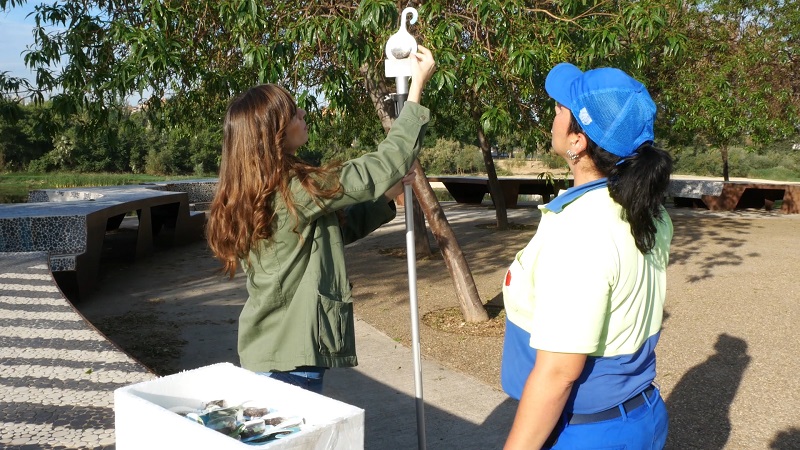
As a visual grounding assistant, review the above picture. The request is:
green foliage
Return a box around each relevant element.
[139,125,222,175]
[1,0,795,185]
[669,145,724,177]
[748,166,800,182]
[536,170,571,191]
[670,143,800,181]
[187,128,223,176]
[432,188,454,202]
[302,106,386,166]
[144,148,170,176]
[418,138,483,175]
[0,99,55,170]
[0,0,686,171]
[0,99,221,175]
[656,0,800,180]
[0,171,197,203]
[537,151,569,171]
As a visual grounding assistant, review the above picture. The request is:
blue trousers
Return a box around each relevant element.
[548,387,668,449]
[259,366,326,395]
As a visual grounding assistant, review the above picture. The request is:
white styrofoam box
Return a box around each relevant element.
[114,363,364,450]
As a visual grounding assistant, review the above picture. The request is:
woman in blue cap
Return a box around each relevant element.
[502,63,673,449]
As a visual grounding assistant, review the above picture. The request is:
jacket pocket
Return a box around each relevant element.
[316,293,355,356]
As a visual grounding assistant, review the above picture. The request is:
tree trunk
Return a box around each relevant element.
[361,65,396,132]
[362,67,487,322]
[411,160,489,322]
[392,161,488,322]
[476,115,509,230]
[362,66,432,254]
[411,196,431,257]
[721,145,730,182]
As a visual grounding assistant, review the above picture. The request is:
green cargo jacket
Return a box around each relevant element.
[238,102,430,372]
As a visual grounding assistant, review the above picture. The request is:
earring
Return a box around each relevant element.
[566,149,580,161]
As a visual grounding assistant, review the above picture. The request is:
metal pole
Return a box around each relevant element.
[395,75,426,450]
[385,8,425,448]
[394,77,409,117]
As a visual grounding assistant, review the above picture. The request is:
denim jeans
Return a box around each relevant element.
[258,366,326,395]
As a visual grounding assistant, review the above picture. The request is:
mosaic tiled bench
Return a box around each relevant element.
[147,178,218,209]
[0,251,156,449]
[0,181,215,298]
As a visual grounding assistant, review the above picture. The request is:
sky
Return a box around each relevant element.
[0,2,72,103]
[0,2,58,83]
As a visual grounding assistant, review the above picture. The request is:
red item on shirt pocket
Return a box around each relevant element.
[505,269,512,286]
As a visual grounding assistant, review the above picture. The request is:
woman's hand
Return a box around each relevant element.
[407,46,436,104]
[385,169,417,201]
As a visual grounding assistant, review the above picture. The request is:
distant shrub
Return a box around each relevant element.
[26,158,54,173]
[670,146,722,177]
[749,166,800,181]
[670,145,800,181]
[433,188,454,202]
[145,148,170,175]
[538,151,567,170]
[419,138,483,175]
[504,153,530,170]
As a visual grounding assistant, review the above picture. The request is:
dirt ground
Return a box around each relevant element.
[74,171,800,449]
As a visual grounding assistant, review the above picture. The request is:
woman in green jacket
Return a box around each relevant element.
[207,47,436,393]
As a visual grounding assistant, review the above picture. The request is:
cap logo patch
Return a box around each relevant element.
[579,108,593,125]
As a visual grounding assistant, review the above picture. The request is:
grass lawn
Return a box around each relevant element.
[0,172,203,203]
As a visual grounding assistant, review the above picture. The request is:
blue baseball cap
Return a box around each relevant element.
[545,63,656,158]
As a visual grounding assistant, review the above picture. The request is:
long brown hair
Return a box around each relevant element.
[207,84,341,278]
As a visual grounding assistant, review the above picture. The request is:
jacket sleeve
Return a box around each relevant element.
[339,198,397,245]
[292,102,429,220]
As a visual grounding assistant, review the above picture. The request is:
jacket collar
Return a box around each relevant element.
[543,178,608,213]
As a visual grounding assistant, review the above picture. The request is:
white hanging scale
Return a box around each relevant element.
[385,7,418,77]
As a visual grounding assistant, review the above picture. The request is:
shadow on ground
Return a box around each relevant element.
[326,368,516,449]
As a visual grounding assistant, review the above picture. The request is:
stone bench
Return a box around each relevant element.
[667,179,799,213]
[150,178,218,204]
[0,251,155,448]
[428,176,800,214]
[666,179,725,209]
[427,175,574,208]
[1,183,209,298]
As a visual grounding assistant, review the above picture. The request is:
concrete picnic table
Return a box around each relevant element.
[427,175,573,207]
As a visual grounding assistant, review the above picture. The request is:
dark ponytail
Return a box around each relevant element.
[569,115,673,253]
[608,145,673,253]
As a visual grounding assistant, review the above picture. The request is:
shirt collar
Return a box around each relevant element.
[542,178,608,213]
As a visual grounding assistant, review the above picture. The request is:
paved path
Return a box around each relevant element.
[5,201,800,449]
[325,319,516,449]
[0,259,514,449]
[1,226,519,450]
[0,252,155,450]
